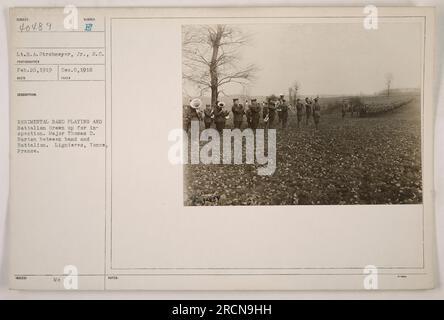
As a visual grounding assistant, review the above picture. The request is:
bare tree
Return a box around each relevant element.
[182,25,257,106]
[385,73,394,97]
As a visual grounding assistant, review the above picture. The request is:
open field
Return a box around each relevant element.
[184,95,422,205]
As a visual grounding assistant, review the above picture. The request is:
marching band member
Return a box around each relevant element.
[203,104,214,129]
[231,98,245,129]
[268,100,276,126]
[250,98,261,130]
[185,98,202,132]
[214,101,230,133]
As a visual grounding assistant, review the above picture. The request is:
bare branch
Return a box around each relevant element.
[182,24,257,104]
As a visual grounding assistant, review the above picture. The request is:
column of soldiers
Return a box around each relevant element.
[341,98,368,118]
[184,94,322,132]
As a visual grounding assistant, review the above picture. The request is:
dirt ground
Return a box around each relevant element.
[184,96,422,206]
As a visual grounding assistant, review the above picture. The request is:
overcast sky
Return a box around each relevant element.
[184,21,423,97]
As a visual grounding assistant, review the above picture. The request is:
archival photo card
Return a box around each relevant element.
[8,6,436,291]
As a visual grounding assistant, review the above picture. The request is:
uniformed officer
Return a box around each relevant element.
[268,100,276,126]
[295,98,304,128]
[231,98,245,129]
[185,98,202,132]
[250,98,261,130]
[305,97,312,125]
[214,101,229,133]
[313,97,321,130]
[280,98,289,128]
[203,104,214,129]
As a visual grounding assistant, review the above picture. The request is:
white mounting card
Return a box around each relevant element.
[9,6,436,290]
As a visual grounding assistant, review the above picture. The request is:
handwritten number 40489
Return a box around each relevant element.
[18,22,52,32]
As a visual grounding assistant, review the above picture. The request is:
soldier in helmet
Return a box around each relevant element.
[185,98,202,132]
[231,98,245,129]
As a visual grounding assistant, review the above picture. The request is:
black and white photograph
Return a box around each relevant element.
[182,22,423,206]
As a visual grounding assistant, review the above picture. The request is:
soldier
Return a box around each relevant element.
[280,98,289,128]
[276,94,285,124]
[295,98,304,128]
[213,101,229,133]
[267,100,276,126]
[250,98,261,130]
[185,98,202,132]
[231,98,245,129]
[313,97,321,130]
[305,97,312,126]
[203,104,214,129]
[262,101,270,128]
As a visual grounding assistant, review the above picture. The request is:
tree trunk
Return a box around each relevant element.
[209,26,223,107]
[211,85,218,107]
